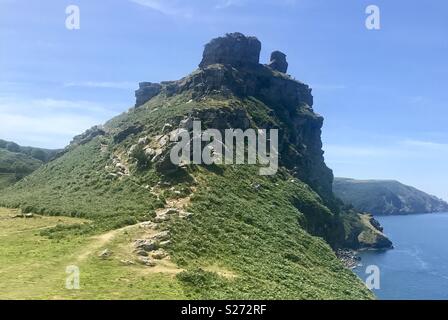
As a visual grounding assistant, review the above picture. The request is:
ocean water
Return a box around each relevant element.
[354,212,448,300]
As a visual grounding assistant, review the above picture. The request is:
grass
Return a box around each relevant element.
[0,138,163,233]
[0,88,375,299]
[0,207,186,300]
[167,165,373,299]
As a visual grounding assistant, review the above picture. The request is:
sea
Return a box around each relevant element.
[354,212,448,300]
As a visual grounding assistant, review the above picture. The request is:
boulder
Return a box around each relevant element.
[152,231,170,241]
[138,257,156,267]
[134,239,157,252]
[68,125,105,149]
[199,32,261,69]
[120,260,136,265]
[136,250,149,257]
[150,250,168,260]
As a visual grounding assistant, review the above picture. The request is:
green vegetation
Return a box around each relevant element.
[0,140,59,190]
[0,139,163,233]
[0,208,186,300]
[334,177,448,215]
[169,166,372,299]
[0,68,379,299]
[0,139,59,162]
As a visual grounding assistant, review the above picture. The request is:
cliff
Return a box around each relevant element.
[334,177,448,215]
[0,33,391,299]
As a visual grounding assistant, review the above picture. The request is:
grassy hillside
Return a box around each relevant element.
[334,178,448,215]
[0,140,59,190]
[0,208,186,300]
[0,34,384,298]
[0,93,376,299]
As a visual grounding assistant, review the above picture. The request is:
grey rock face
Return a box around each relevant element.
[199,32,261,69]
[135,82,162,107]
[268,51,288,73]
[69,125,105,147]
[134,239,157,252]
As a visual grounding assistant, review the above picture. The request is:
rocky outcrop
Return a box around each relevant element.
[135,82,162,107]
[133,33,330,200]
[199,32,261,69]
[343,212,393,250]
[268,51,288,73]
[71,125,105,145]
[129,32,390,250]
[64,125,106,154]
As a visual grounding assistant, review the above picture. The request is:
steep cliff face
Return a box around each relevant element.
[128,32,389,249]
[135,32,334,204]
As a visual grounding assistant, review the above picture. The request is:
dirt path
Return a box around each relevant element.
[75,192,194,263]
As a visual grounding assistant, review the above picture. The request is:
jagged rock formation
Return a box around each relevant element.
[135,82,162,107]
[132,33,332,201]
[268,50,288,73]
[199,32,261,69]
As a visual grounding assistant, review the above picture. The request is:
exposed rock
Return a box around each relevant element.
[199,32,261,69]
[134,239,157,252]
[98,249,111,259]
[144,147,156,158]
[127,144,138,156]
[179,117,194,131]
[150,250,168,260]
[135,82,162,107]
[369,215,383,232]
[159,240,171,248]
[113,124,144,143]
[138,136,149,145]
[268,51,288,73]
[138,256,156,267]
[154,215,170,223]
[136,250,149,257]
[140,221,158,229]
[179,211,193,219]
[158,208,179,216]
[162,123,173,133]
[12,213,35,219]
[152,231,170,241]
[120,260,136,265]
[68,125,105,149]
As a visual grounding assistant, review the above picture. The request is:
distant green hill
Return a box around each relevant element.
[334,178,448,215]
[0,139,59,189]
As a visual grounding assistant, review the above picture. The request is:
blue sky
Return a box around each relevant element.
[1,0,447,200]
